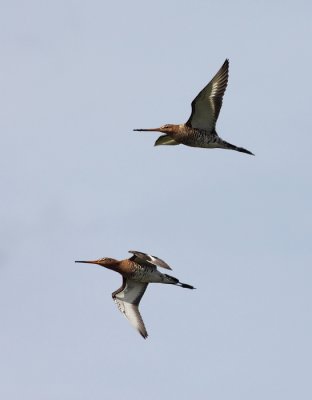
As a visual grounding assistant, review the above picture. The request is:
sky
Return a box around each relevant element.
[1,0,312,399]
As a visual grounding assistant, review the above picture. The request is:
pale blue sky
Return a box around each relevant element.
[1,1,312,399]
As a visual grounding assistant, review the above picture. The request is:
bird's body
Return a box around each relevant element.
[124,260,174,283]
[75,250,194,339]
[134,59,254,156]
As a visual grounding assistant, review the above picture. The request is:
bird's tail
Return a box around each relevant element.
[164,274,195,289]
[221,140,254,156]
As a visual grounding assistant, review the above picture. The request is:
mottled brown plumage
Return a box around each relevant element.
[75,250,194,339]
[134,59,254,155]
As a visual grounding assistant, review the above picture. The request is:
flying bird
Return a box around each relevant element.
[134,59,254,155]
[75,250,194,339]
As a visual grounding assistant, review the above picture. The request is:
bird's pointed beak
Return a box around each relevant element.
[133,127,162,132]
[75,260,101,265]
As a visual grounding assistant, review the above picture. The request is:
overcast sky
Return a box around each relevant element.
[1,1,312,399]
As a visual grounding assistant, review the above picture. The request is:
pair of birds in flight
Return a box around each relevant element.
[76,59,254,339]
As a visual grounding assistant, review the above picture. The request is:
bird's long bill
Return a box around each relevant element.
[75,260,100,265]
[133,127,162,132]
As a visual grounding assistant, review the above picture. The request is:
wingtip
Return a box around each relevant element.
[178,282,195,289]
[154,138,164,146]
[139,329,148,339]
[235,146,255,156]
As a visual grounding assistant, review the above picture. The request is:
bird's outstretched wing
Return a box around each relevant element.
[129,250,172,270]
[112,278,149,339]
[186,59,229,131]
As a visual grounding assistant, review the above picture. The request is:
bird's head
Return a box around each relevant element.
[159,124,176,133]
[75,257,119,270]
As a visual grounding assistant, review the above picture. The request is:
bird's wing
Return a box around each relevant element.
[154,134,180,146]
[128,250,172,270]
[112,278,149,339]
[186,59,229,131]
